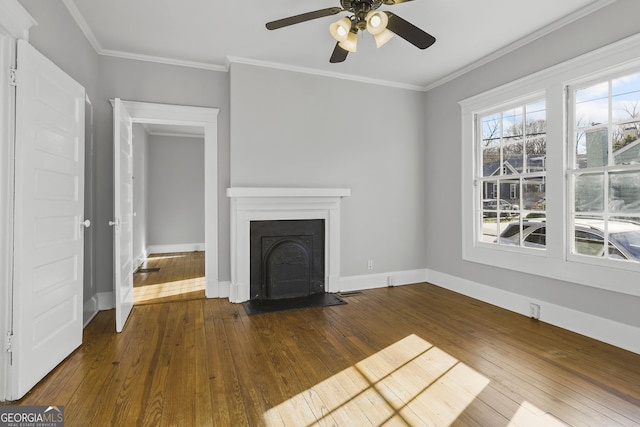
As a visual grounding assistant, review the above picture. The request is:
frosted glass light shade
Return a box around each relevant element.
[366,10,388,36]
[338,31,358,52]
[329,17,352,42]
[373,29,394,48]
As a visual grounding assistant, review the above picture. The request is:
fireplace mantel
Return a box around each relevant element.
[227,187,351,303]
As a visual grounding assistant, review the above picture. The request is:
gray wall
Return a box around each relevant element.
[18,0,640,332]
[18,0,102,316]
[147,134,205,249]
[230,63,428,276]
[94,57,230,294]
[424,0,640,327]
[132,124,148,265]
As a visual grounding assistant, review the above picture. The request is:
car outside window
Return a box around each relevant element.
[568,70,640,264]
[477,99,547,247]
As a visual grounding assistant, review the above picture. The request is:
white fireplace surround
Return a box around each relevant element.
[227,187,351,303]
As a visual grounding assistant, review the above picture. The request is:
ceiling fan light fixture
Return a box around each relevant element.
[338,31,358,52]
[329,17,352,42]
[373,28,394,48]
[365,10,388,36]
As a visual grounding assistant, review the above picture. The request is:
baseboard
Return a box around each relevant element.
[339,269,429,293]
[426,269,640,355]
[97,291,115,310]
[217,281,230,298]
[83,295,99,327]
[147,243,205,254]
[134,249,148,269]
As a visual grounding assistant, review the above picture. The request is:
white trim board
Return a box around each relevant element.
[425,269,640,355]
[114,100,220,299]
[339,269,429,293]
[147,243,205,255]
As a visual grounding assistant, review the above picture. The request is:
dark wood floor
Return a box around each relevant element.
[10,282,640,426]
[133,251,205,305]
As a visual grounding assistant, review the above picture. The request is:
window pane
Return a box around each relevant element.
[482,147,500,177]
[525,100,546,135]
[612,72,640,123]
[609,171,640,212]
[481,113,501,177]
[482,181,498,206]
[575,82,609,128]
[502,107,523,141]
[575,173,604,212]
[524,226,546,247]
[609,216,640,262]
[613,122,640,165]
[503,142,523,174]
[574,228,604,257]
[522,177,546,212]
[482,113,501,142]
[526,137,546,172]
[576,128,608,168]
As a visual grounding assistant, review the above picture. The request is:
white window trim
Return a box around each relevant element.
[460,33,640,298]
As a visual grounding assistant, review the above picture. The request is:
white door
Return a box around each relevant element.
[11,40,86,400]
[112,98,134,332]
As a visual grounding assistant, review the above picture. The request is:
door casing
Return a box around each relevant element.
[114,101,221,307]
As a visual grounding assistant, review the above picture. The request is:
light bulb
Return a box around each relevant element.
[366,10,389,36]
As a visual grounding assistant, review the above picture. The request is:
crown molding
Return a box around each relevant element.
[226,56,425,92]
[100,49,227,72]
[61,0,102,52]
[0,0,36,40]
[422,0,618,91]
[61,0,617,91]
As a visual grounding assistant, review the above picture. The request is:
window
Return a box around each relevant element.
[460,33,640,295]
[477,99,547,247]
[568,70,640,265]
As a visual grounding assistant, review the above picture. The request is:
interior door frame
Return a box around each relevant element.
[0,0,36,403]
[117,100,221,298]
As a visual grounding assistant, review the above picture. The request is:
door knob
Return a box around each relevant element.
[108,220,119,226]
[81,219,91,228]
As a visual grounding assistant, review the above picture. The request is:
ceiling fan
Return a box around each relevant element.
[265,0,436,63]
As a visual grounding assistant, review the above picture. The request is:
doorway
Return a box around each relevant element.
[132,122,206,305]
[116,101,220,314]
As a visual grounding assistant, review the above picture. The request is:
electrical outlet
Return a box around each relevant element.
[367,259,373,270]
[529,303,540,320]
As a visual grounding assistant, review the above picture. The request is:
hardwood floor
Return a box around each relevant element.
[133,251,205,305]
[10,282,640,426]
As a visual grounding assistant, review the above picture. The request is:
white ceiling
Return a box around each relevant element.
[64,0,613,90]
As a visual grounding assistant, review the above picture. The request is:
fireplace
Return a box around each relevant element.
[227,187,351,303]
[250,219,324,300]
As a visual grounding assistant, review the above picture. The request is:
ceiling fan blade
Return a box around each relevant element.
[385,12,436,50]
[329,43,349,63]
[266,7,343,30]
[382,0,415,4]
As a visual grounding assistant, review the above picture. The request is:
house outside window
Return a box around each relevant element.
[477,99,547,247]
[460,34,640,295]
[568,70,640,265]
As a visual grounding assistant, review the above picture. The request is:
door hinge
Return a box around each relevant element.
[9,66,17,87]
[5,333,12,353]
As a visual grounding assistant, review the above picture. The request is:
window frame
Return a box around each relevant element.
[474,94,548,250]
[460,33,640,298]
[566,70,640,272]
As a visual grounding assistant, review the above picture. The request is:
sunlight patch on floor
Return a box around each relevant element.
[263,334,491,426]
[508,401,568,426]
[133,277,205,302]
